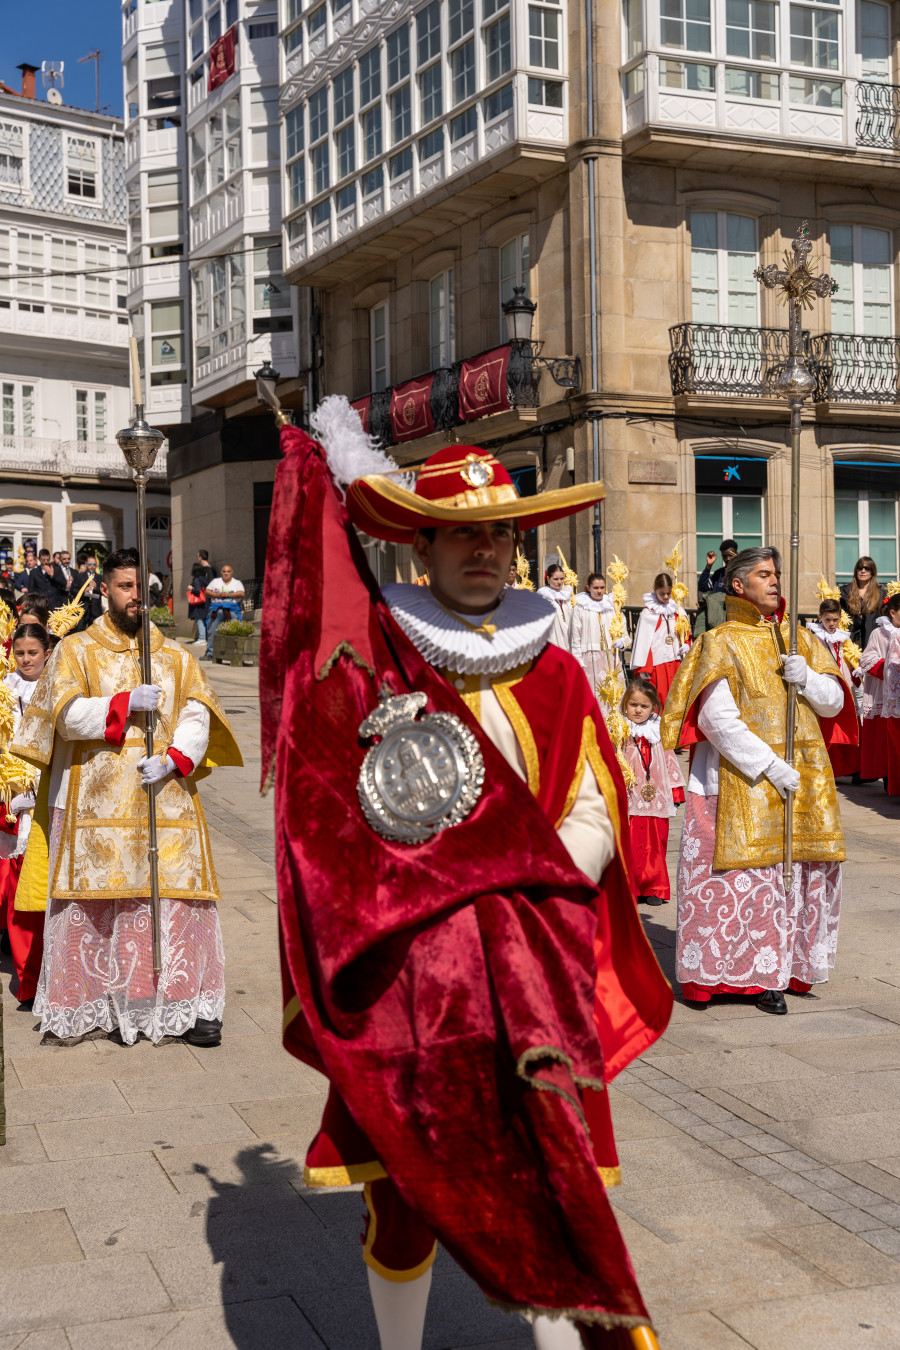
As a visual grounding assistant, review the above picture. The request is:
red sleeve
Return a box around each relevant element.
[167,747,194,778]
[105,690,131,746]
[672,785,685,804]
[871,659,885,680]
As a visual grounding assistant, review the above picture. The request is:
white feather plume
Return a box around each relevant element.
[310,394,404,487]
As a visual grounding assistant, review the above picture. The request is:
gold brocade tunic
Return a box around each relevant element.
[10,614,242,904]
[661,597,847,871]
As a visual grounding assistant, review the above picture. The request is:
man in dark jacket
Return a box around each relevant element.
[695,538,738,634]
[31,551,69,609]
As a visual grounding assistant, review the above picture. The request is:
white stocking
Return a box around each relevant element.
[367,1265,433,1350]
[532,1313,584,1349]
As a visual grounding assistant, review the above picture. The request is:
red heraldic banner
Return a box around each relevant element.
[350,396,371,435]
[389,375,434,443]
[260,425,672,1340]
[208,27,236,91]
[458,346,511,421]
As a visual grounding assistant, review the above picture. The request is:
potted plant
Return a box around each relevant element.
[212,619,260,666]
[150,605,176,633]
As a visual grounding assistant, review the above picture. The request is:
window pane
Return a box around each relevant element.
[869,493,896,537]
[360,49,381,105]
[387,27,410,84]
[420,63,443,122]
[485,14,512,79]
[788,75,841,105]
[695,494,723,573]
[391,84,411,142]
[870,535,897,578]
[724,66,779,97]
[334,69,354,123]
[309,88,328,141]
[690,210,717,251]
[449,0,475,43]
[452,41,476,103]
[417,1,441,64]
[731,495,762,543]
[660,58,715,87]
[834,495,859,534]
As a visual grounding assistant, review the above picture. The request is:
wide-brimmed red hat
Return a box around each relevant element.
[346,445,605,544]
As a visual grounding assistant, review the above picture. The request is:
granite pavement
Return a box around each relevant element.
[1,663,899,1348]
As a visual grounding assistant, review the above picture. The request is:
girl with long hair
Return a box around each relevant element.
[631,572,691,704]
[619,678,684,906]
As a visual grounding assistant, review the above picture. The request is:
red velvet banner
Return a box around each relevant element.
[350,396,371,435]
[458,346,511,422]
[208,27,237,91]
[389,375,435,443]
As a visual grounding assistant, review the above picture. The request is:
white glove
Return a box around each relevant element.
[10,791,35,815]
[612,637,626,651]
[765,756,800,798]
[128,685,162,714]
[782,655,809,687]
[137,754,174,786]
[678,643,691,659]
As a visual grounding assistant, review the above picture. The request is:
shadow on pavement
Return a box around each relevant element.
[195,1142,531,1350]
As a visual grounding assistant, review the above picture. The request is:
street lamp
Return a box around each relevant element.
[254,360,291,426]
[502,286,537,345]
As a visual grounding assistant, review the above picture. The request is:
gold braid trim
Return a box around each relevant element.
[554,718,589,829]
[316,640,377,681]
[492,679,540,797]
[583,723,626,871]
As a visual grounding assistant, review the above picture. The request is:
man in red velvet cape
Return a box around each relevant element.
[259,396,673,1350]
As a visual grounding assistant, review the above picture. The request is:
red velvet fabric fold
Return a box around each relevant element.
[261,426,670,1332]
[105,690,131,746]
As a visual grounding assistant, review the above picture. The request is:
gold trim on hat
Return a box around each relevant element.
[417,452,499,479]
[430,484,519,510]
[354,473,604,523]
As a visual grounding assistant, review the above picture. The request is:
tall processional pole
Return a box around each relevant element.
[754,222,836,881]
[115,339,166,974]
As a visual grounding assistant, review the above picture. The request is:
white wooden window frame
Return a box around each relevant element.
[835,487,899,579]
[370,300,390,391]
[65,134,103,206]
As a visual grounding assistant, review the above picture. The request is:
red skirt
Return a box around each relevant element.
[887,720,900,796]
[643,660,680,707]
[628,814,670,901]
[860,717,889,780]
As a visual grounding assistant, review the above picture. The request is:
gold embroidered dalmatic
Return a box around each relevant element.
[11,614,242,905]
[661,597,847,870]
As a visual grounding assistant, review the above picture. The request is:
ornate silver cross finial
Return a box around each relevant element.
[753,221,837,402]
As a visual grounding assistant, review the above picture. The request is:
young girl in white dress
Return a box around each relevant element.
[536,562,572,650]
[568,573,630,714]
[631,572,690,704]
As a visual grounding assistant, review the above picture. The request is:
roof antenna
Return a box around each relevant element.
[78,50,101,113]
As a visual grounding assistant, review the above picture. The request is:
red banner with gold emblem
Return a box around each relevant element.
[389,375,435,443]
[208,27,237,91]
[350,396,371,434]
[458,347,511,422]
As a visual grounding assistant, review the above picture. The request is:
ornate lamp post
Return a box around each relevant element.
[115,338,166,974]
[754,221,837,880]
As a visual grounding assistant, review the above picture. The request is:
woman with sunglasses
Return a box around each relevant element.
[840,556,886,648]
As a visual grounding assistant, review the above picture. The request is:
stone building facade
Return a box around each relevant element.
[278,0,900,605]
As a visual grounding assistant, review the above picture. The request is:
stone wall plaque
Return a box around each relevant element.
[628,458,678,485]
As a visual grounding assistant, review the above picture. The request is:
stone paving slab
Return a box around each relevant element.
[3,666,900,1347]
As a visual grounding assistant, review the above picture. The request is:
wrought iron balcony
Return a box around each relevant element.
[810,333,900,404]
[668,323,810,398]
[856,81,900,150]
[670,324,900,405]
[353,342,580,449]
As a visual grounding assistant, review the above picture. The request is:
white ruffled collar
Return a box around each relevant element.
[5,669,40,702]
[575,593,614,613]
[383,582,555,676]
[809,622,849,644]
[536,584,572,605]
[642,593,678,616]
[626,714,661,743]
[877,615,894,630]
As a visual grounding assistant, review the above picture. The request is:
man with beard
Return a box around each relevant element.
[11,548,241,1047]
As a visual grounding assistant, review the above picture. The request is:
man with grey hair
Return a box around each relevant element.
[662,546,857,1014]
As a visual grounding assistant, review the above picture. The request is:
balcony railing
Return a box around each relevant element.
[670,323,900,404]
[0,436,168,480]
[668,323,809,397]
[856,81,900,149]
[352,343,579,448]
[811,333,900,403]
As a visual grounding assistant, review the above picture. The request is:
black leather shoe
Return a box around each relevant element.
[642,895,668,906]
[184,1018,223,1047]
[756,989,787,1015]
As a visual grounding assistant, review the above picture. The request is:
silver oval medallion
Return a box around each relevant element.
[358,686,485,844]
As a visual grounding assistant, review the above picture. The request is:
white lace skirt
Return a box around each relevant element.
[35,809,225,1045]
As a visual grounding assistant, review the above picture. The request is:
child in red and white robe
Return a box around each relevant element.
[808,598,860,779]
[620,678,684,907]
[631,572,690,704]
[857,596,900,782]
